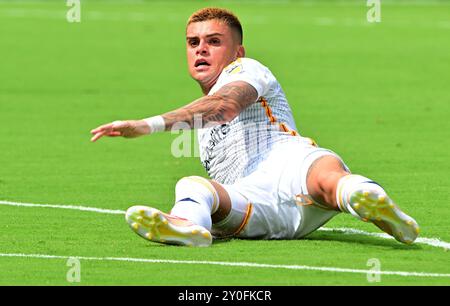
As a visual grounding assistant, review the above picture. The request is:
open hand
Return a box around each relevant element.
[90,120,150,142]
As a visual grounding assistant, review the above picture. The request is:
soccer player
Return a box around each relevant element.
[90,8,419,247]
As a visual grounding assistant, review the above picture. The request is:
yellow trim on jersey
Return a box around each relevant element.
[224,57,243,75]
[308,137,318,147]
[259,97,299,137]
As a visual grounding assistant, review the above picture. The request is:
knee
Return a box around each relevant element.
[308,157,346,189]
[307,156,349,206]
[317,170,346,196]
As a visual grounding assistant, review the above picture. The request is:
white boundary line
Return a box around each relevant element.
[1,199,449,278]
[318,227,450,250]
[0,252,449,278]
[1,199,449,251]
[0,200,125,215]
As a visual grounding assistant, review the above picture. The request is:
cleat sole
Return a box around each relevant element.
[349,189,419,244]
[125,205,212,247]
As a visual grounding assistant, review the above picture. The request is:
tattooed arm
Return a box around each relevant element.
[162,81,258,130]
[90,81,258,142]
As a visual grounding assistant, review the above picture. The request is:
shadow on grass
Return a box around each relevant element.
[212,232,422,250]
[302,231,422,250]
[139,231,423,250]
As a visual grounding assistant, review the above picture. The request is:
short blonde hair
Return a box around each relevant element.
[187,7,243,44]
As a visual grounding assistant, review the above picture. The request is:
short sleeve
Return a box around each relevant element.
[209,58,272,98]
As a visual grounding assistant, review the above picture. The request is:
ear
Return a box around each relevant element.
[237,45,245,58]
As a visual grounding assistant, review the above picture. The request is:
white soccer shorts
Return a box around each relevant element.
[217,139,349,240]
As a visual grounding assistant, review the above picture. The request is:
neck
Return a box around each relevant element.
[199,74,220,95]
[200,84,212,95]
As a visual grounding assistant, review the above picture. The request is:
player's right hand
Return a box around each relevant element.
[90,120,151,142]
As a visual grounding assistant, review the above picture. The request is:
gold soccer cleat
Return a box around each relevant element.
[348,190,420,244]
[125,205,212,247]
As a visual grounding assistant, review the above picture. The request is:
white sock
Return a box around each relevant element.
[336,174,387,219]
[169,176,219,231]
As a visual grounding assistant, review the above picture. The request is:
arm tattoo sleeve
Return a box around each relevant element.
[162,81,258,130]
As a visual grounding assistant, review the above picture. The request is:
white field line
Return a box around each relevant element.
[1,199,449,251]
[0,252,449,278]
[318,227,450,250]
[0,200,125,215]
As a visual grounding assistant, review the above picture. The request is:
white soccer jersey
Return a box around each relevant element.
[197,57,306,185]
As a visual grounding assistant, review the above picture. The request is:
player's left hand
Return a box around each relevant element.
[90,120,150,142]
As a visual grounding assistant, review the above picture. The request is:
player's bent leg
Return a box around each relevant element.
[336,175,420,244]
[308,155,420,244]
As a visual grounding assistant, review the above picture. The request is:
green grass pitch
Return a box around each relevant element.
[0,0,449,285]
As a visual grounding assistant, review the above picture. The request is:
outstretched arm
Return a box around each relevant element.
[90,81,258,142]
[162,80,258,129]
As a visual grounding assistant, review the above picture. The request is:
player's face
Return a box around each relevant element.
[186,20,243,92]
